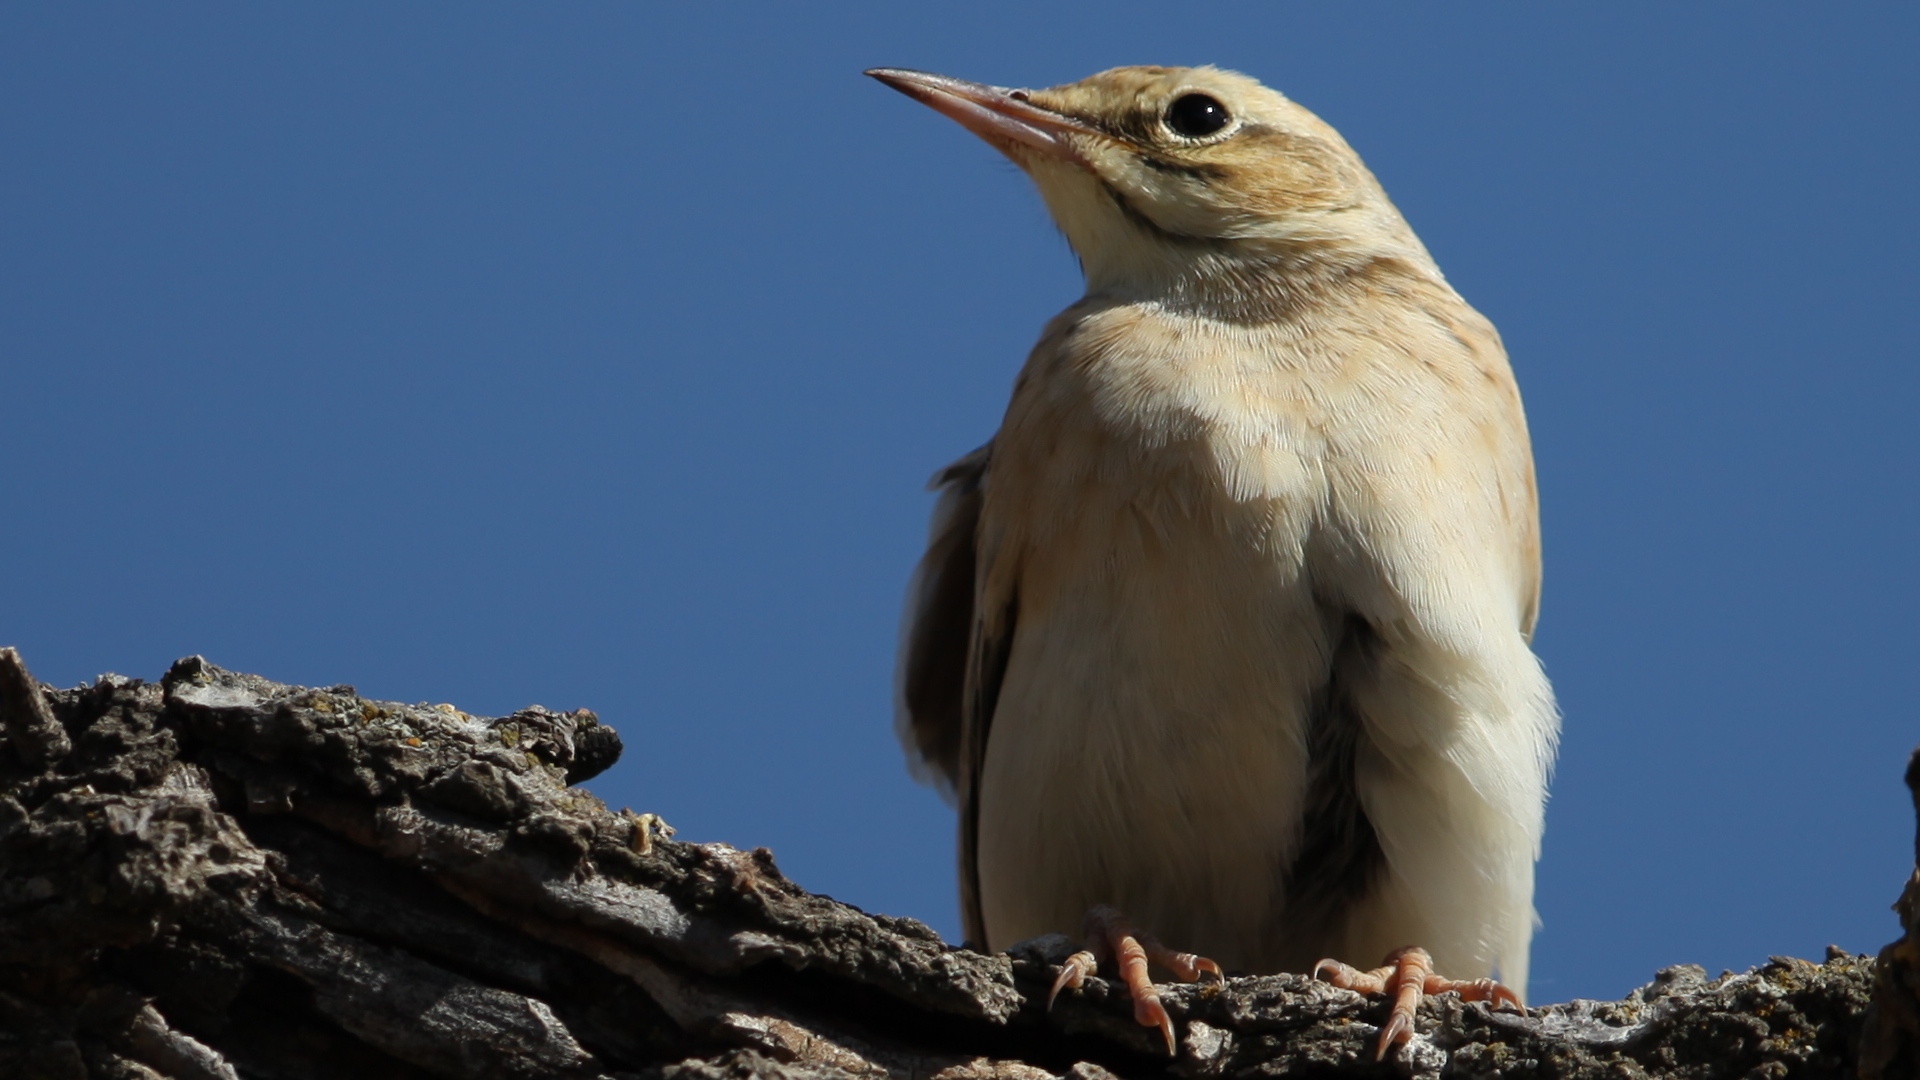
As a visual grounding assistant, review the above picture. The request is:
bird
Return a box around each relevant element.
[872,64,1558,1059]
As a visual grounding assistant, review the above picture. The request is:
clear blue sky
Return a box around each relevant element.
[3,4,1915,1004]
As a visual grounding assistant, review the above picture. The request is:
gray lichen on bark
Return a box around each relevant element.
[0,647,1902,1079]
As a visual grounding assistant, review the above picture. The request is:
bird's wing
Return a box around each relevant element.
[1281,612,1388,958]
[1433,300,1543,640]
[1320,282,1554,996]
[894,442,1009,947]
[957,530,1015,949]
[894,443,992,802]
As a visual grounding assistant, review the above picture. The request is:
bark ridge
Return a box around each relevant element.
[0,647,1902,1080]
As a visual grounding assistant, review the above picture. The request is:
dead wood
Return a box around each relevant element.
[0,647,1901,1080]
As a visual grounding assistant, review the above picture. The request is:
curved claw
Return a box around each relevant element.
[1051,907,1218,1056]
[1136,998,1175,1057]
[1433,976,1524,1014]
[1049,944,1178,1055]
[1048,950,1098,1010]
[1109,923,1176,1055]
[1312,956,1379,990]
[1316,946,1521,1061]
[1375,1008,1414,1061]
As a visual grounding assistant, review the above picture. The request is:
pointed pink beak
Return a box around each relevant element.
[866,68,1097,167]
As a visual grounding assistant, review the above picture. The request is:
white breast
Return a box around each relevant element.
[970,298,1554,995]
[975,304,1337,970]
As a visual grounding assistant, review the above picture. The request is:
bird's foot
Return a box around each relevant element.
[1313,946,1521,1060]
[1046,904,1223,1055]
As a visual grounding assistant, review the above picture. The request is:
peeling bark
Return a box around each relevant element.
[0,647,1903,1079]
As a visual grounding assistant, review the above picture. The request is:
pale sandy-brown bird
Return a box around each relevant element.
[874,65,1558,1058]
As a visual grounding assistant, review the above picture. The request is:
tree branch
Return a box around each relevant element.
[0,649,1898,1079]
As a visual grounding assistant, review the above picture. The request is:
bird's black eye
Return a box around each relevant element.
[1165,93,1230,138]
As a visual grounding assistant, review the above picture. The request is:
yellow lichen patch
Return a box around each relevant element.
[405,737,423,747]
[623,810,675,856]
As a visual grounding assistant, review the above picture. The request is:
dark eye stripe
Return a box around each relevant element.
[1138,154,1228,180]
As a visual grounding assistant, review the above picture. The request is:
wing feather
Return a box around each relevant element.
[957,577,1014,948]
[891,441,1016,948]
[894,444,992,801]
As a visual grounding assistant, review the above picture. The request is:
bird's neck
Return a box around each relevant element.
[1083,241,1440,326]
[1028,155,1440,324]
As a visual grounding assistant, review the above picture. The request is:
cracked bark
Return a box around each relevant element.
[0,646,1905,1079]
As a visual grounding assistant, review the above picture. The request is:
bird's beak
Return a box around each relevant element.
[866,68,1098,167]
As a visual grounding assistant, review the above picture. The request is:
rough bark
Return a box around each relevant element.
[1857,752,1920,1079]
[0,646,1905,1080]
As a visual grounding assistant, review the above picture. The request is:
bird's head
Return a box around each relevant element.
[868,65,1430,314]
